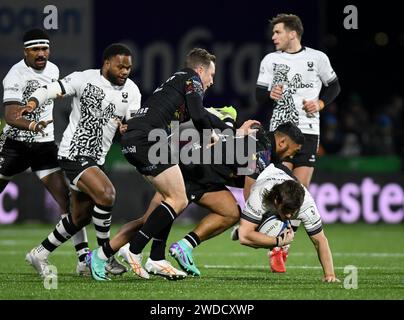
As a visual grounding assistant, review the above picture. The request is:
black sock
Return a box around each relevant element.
[184,231,201,249]
[101,241,115,259]
[129,201,176,254]
[150,220,174,261]
[75,242,90,262]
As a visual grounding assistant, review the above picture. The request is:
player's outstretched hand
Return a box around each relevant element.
[270,85,283,101]
[322,275,341,283]
[236,119,261,137]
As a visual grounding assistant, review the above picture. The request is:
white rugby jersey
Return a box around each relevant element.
[58,69,141,165]
[2,59,59,142]
[257,47,336,135]
[242,163,322,235]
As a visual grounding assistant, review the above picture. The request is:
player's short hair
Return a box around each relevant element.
[102,43,132,61]
[186,48,216,69]
[23,28,50,48]
[262,180,305,218]
[270,13,304,39]
[274,122,305,145]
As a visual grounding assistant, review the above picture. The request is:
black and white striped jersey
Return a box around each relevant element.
[257,47,336,135]
[2,59,59,143]
[58,69,141,165]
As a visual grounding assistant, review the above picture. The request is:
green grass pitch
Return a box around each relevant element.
[0,223,403,300]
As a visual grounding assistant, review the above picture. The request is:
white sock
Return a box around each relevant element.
[97,247,108,261]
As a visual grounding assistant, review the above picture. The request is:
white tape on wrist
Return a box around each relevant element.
[30,82,62,107]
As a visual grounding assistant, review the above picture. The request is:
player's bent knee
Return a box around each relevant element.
[96,187,116,206]
[165,196,188,214]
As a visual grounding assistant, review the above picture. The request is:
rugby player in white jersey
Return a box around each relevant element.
[254,13,341,272]
[20,43,141,280]
[237,164,339,282]
[1,28,90,275]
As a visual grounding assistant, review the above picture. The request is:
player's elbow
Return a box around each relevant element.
[311,231,328,249]
[238,228,253,247]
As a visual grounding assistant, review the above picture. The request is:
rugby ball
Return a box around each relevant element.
[258,215,289,237]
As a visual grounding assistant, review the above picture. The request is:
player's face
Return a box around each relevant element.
[24,46,49,70]
[198,61,215,91]
[275,136,302,160]
[278,209,297,221]
[105,54,132,86]
[272,23,294,51]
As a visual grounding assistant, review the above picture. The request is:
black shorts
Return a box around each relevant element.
[283,134,319,168]
[185,180,229,202]
[121,129,175,177]
[58,156,104,188]
[0,136,59,179]
[180,164,233,202]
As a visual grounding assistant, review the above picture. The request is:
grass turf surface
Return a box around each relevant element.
[0,223,403,300]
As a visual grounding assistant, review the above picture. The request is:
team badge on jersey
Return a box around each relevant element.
[122,92,128,103]
[307,61,314,71]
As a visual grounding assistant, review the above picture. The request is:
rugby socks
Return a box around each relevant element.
[37,214,79,259]
[150,221,174,261]
[63,214,89,263]
[183,231,201,249]
[129,201,176,254]
[92,204,112,247]
[99,241,115,260]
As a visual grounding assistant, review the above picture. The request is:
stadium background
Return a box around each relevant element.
[0,0,403,225]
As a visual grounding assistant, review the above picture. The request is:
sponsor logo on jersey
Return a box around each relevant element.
[289,82,314,89]
[122,146,137,154]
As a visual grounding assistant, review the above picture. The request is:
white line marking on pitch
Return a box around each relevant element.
[203,265,401,270]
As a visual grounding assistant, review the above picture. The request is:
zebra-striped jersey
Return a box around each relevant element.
[58,69,141,165]
[2,59,59,143]
[257,47,336,135]
[242,163,323,236]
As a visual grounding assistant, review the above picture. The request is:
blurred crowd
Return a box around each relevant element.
[319,93,404,158]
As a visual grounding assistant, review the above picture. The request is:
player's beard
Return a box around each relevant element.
[107,69,126,86]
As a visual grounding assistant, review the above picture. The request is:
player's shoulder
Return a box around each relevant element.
[124,78,139,91]
[304,47,330,60]
[68,68,99,80]
[261,51,282,63]
[45,60,59,72]
[4,60,26,79]
[81,69,100,76]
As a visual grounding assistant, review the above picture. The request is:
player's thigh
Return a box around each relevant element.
[243,176,256,200]
[40,169,70,212]
[59,156,115,201]
[293,166,314,188]
[147,165,186,199]
[76,166,115,200]
[198,189,240,219]
[146,165,188,212]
